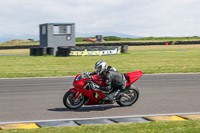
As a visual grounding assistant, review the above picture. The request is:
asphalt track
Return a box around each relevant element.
[0,73,200,123]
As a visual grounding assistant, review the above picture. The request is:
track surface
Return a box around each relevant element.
[0,73,200,123]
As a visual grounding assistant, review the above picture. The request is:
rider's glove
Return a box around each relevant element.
[87,80,92,83]
[89,72,97,75]
[99,86,109,92]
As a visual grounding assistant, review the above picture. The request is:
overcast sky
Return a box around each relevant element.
[0,0,200,37]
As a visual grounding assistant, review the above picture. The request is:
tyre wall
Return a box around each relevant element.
[30,47,54,56]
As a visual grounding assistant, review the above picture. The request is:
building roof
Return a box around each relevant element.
[40,23,75,25]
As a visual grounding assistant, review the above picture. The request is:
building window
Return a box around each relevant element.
[53,25,59,34]
[53,25,72,35]
[66,25,71,34]
[42,26,46,35]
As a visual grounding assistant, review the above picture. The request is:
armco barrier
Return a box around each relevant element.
[76,42,172,46]
[0,45,38,50]
[175,41,200,45]
[1,41,200,50]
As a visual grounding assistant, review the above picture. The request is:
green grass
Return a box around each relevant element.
[128,45,200,52]
[0,41,39,46]
[1,120,200,133]
[0,45,200,78]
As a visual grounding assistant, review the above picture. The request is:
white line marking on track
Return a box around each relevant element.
[0,76,75,80]
[1,112,200,125]
[0,73,199,80]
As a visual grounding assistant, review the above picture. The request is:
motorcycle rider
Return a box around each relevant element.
[90,60,126,102]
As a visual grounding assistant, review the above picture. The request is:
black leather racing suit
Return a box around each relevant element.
[100,71,126,92]
[90,66,126,92]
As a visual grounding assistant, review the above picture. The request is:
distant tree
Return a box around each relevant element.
[103,36,121,41]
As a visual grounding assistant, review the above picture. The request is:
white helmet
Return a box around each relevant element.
[95,60,108,75]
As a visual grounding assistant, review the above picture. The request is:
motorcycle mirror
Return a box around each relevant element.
[91,75,94,80]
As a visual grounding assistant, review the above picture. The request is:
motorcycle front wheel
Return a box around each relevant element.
[63,91,85,109]
[117,85,139,106]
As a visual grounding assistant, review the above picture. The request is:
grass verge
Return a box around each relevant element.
[0,41,39,46]
[0,120,200,133]
[0,45,200,78]
[0,49,29,55]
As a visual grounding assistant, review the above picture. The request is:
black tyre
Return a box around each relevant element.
[117,85,139,106]
[63,91,85,109]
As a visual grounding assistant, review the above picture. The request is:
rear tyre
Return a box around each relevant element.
[117,85,139,106]
[63,91,85,109]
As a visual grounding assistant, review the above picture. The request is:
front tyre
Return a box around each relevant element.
[63,91,85,109]
[117,85,139,106]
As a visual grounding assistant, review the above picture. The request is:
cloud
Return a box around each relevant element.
[0,0,200,38]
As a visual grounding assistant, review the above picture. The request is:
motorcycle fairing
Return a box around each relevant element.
[69,88,105,105]
[124,71,143,86]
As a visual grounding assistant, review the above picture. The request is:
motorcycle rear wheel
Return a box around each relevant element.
[117,85,139,106]
[63,91,85,109]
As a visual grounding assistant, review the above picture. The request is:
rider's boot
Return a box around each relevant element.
[99,87,109,92]
[105,89,121,102]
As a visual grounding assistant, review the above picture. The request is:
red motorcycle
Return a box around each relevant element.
[63,71,143,109]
